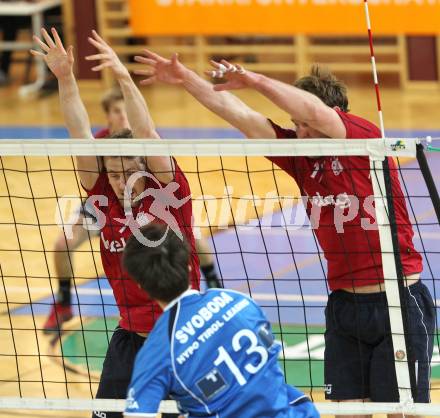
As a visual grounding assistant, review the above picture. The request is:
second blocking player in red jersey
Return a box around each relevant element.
[31,28,198,418]
[134,52,434,413]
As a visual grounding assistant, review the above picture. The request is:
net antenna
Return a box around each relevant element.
[363,0,415,405]
[363,0,385,138]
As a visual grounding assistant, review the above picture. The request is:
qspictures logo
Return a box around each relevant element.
[117,171,190,247]
[54,171,190,249]
[55,173,381,249]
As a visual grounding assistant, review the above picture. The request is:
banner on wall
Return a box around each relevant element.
[129,0,440,36]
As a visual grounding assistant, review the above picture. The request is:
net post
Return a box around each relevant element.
[369,155,413,404]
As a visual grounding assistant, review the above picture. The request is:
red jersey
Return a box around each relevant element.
[267,110,422,291]
[94,128,110,139]
[85,161,200,332]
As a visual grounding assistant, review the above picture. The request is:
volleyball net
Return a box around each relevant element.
[0,137,439,416]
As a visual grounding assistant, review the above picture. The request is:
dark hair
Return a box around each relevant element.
[294,65,349,112]
[104,129,136,165]
[101,87,124,114]
[108,128,133,139]
[122,223,190,303]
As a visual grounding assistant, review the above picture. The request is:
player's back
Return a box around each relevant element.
[169,289,313,418]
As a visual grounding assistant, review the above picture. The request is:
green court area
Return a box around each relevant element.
[62,319,440,390]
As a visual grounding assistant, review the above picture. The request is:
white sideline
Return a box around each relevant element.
[3,286,330,303]
[5,286,440,306]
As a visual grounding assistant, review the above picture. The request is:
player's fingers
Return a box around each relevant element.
[210,60,229,74]
[91,30,107,44]
[209,59,223,69]
[236,64,246,75]
[171,52,179,64]
[220,59,239,73]
[139,76,157,85]
[91,62,112,71]
[85,53,109,61]
[220,59,235,71]
[40,28,56,48]
[134,56,156,66]
[133,69,155,76]
[51,27,66,53]
[218,64,228,73]
[206,69,225,79]
[33,35,50,52]
[141,49,165,63]
[67,45,74,61]
[88,36,107,51]
[30,49,45,57]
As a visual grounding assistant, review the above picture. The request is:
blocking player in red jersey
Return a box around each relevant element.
[31,28,199,418]
[43,88,129,333]
[134,52,435,414]
[43,86,222,334]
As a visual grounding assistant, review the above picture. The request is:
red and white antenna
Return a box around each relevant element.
[363,0,385,138]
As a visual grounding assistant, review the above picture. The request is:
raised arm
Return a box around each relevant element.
[133,51,275,139]
[31,28,99,190]
[212,60,346,139]
[86,31,174,184]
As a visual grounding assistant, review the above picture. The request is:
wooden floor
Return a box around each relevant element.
[1,77,440,129]
[0,71,440,418]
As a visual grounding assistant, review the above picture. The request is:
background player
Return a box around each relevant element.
[133,51,435,414]
[31,27,200,418]
[43,88,221,333]
[123,223,320,418]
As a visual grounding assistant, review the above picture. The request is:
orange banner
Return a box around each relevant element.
[129,0,440,35]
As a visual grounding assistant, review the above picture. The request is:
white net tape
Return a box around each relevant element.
[0,137,418,158]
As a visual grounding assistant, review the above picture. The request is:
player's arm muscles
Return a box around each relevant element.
[182,70,275,139]
[86,31,173,185]
[246,72,346,139]
[134,51,274,139]
[58,73,99,190]
[118,73,175,185]
[31,27,98,190]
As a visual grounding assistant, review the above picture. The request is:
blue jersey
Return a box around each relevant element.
[124,289,319,418]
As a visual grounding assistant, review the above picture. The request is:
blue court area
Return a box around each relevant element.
[1,125,440,140]
[5,126,440,327]
[0,126,246,140]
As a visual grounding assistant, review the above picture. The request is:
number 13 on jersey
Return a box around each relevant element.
[214,329,269,386]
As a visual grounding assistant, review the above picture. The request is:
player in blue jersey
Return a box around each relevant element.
[122,223,319,418]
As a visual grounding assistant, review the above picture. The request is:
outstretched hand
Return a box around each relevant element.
[206,59,253,91]
[30,27,74,79]
[133,50,188,85]
[86,30,129,80]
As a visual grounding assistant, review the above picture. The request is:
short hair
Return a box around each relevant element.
[122,223,190,303]
[101,87,124,114]
[102,130,146,171]
[294,65,349,112]
[108,128,133,139]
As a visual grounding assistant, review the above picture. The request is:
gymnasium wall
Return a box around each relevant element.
[67,0,439,84]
